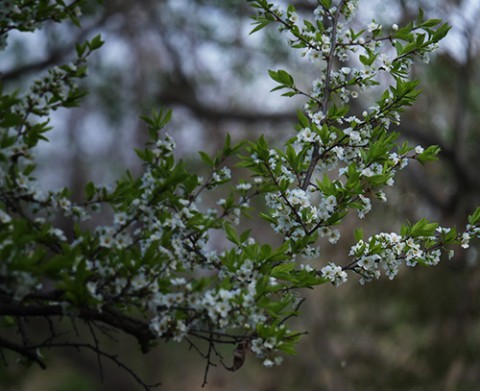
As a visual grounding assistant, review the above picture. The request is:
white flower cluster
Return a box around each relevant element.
[257,109,414,242]
[2,0,478,377]
[0,209,12,224]
[211,167,232,185]
[464,225,480,248]
[0,0,81,50]
[265,187,339,241]
[0,3,22,50]
[96,225,132,249]
[272,0,441,112]
[61,133,284,350]
[146,269,267,343]
[152,134,176,157]
[320,263,348,286]
[251,337,284,367]
[0,17,98,304]
[321,223,480,286]
[248,0,446,270]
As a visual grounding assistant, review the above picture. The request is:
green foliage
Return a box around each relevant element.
[0,0,479,388]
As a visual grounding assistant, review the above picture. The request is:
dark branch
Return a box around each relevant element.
[0,301,155,353]
[157,90,296,124]
[0,334,46,369]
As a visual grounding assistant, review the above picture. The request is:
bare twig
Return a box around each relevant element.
[0,334,46,369]
[33,342,161,390]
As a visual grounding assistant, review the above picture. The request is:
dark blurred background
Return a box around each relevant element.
[1,0,479,389]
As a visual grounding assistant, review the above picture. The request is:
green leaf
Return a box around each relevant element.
[416,145,441,165]
[0,112,24,127]
[250,19,271,35]
[240,229,252,243]
[75,42,88,57]
[268,69,294,87]
[319,0,332,8]
[394,23,414,41]
[88,35,104,50]
[85,182,95,200]
[468,207,480,226]
[224,223,240,245]
[278,341,298,355]
[198,151,214,167]
[421,19,442,28]
[432,23,451,42]
[410,218,439,237]
[354,228,364,242]
[267,242,291,262]
[271,262,295,280]
[297,110,310,128]
[416,8,425,25]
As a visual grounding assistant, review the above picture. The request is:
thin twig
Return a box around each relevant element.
[0,334,46,369]
[33,342,161,390]
[87,321,104,383]
[201,333,217,388]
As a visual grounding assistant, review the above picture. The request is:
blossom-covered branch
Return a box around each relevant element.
[0,0,479,388]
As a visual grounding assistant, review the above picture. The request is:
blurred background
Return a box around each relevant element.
[1,0,479,389]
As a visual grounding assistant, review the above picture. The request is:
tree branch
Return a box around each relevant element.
[0,334,46,369]
[156,89,296,124]
[0,301,155,353]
